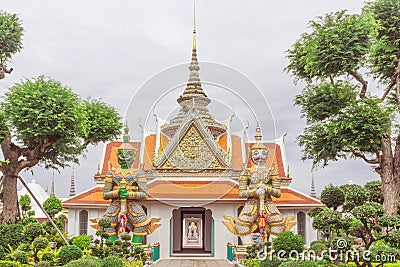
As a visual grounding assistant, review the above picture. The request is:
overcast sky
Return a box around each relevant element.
[0,0,379,198]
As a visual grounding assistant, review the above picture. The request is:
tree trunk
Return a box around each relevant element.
[381,174,400,216]
[381,133,400,215]
[1,174,19,223]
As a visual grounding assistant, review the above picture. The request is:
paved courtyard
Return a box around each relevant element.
[154,258,233,267]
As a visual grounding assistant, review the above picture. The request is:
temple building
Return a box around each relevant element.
[63,12,322,259]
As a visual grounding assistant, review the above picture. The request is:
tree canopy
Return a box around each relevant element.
[0,10,23,79]
[0,76,122,223]
[286,0,400,215]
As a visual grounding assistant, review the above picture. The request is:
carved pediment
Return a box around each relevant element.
[155,117,229,170]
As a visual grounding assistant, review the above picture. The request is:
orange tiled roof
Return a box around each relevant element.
[63,181,322,207]
[63,187,111,206]
[231,135,243,170]
[148,180,238,200]
[101,142,141,176]
[245,143,286,177]
[98,136,287,179]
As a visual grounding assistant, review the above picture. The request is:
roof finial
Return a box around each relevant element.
[123,120,130,143]
[50,169,55,197]
[193,0,197,50]
[255,123,262,141]
[69,165,76,197]
[310,164,316,198]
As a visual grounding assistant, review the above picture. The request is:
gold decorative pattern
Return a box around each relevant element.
[161,126,225,169]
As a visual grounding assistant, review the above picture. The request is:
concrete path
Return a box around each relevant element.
[153,258,233,267]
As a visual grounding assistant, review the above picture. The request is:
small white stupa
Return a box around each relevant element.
[18,179,49,221]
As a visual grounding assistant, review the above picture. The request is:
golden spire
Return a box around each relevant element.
[251,124,267,151]
[254,124,262,141]
[193,1,197,50]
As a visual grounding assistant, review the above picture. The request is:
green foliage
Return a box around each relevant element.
[121,259,143,267]
[351,202,384,221]
[101,255,123,267]
[98,218,112,229]
[1,76,122,169]
[0,260,30,267]
[0,246,5,260]
[18,195,31,214]
[307,207,323,218]
[40,253,54,263]
[0,111,8,142]
[43,197,62,219]
[35,262,50,267]
[0,11,23,65]
[286,10,373,81]
[387,229,400,249]
[260,257,282,267]
[298,98,392,165]
[365,180,384,204]
[63,257,101,267]
[121,234,131,241]
[32,237,49,252]
[24,222,44,242]
[340,184,371,211]
[277,260,319,267]
[295,82,357,123]
[132,247,148,264]
[59,245,83,265]
[272,231,305,257]
[83,99,122,144]
[241,259,261,267]
[11,251,28,264]
[309,240,328,256]
[246,244,262,260]
[90,245,113,259]
[320,185,344,209]
[0,223,24,249]
[72,235,91,250]
[369,245,400,262]
[365,0,400,82]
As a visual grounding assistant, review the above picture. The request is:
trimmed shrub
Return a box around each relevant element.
[0,223,24,249]
[43,196,62,219]
[63,258,101,267]
[32,236,49,251]
[272,231,305,257]
[24,222,44,241]
[309,240,328,256]
[101,255,123,267]
[72,235,91,250]
[260,256,282,267]
[59,245,83,265]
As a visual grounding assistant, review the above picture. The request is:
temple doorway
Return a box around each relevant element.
[171,207,213,255]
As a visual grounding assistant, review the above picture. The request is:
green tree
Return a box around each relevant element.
[43,196,62,219]
[18,195,31,218]
[286,0,400,215]
[0,76,122,223]
[320,185,345,210]
[309,182,400,267]
[0,10,23,80]
[272,231,305,257]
